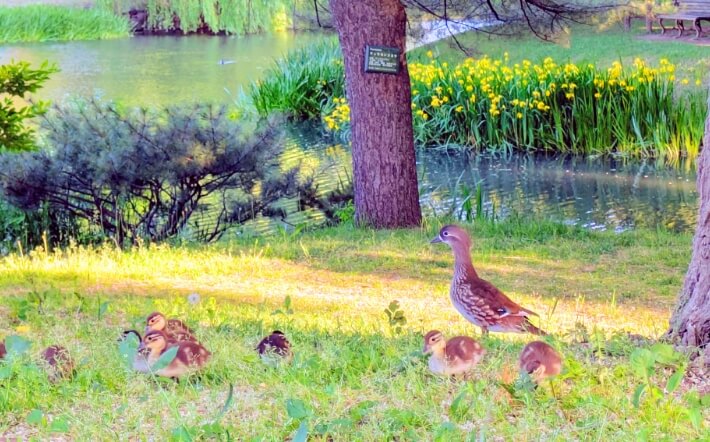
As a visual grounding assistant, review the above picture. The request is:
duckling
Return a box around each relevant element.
[423,330,485,377]
[145,312,196,342]
[41,345,75,382]
[0,340,5,360]
[256,330,292,363]
[136,330,210,379]
[519,341,562,383]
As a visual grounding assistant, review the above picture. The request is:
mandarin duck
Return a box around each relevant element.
[431,225,546,335]
[0,340,5,360]
[256,330,293,363]
[145,311,197,342]
[423,330,485,377]
[519,341,562,383]
[41,345,75,382]
[135,330,210,379]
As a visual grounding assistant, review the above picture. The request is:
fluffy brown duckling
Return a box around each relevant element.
[145,312,196,342]
[41,345,75,382]
[135,330,210,379]
[519,341,562,383]
[423,330,485,377]
[431,225,546,335]
[256,330,292,363]
[0,340,6,360]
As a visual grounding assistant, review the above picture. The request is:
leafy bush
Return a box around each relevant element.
[0,6,131,43]
[248,41,345,119]
[0,60,58,152]
[0,101,306,245]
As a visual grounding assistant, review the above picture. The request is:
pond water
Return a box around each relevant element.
[0,34,699,233]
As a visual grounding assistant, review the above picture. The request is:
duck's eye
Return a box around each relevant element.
[443,231,449,236]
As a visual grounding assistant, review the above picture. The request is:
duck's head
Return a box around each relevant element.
[423,330,446,354]
[145,312,167,333]
[138,330,168,355]
[430,224,472,250]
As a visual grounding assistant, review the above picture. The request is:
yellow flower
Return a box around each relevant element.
[422,113,429,120]
[516,112,523,119]
[565,92,575,100]
[545,90,551,97]
[465,85,473,92]
[455,105,464,113]
[412,90,419,95]
[696,79,702,86]
[411,103,417,109]
[426,50,433,58]
[431,96,441,107]
[442,96,449,103]
[594,92,602,99]
[15,325,31,334]
[469,94,476,103]
[681,78,689,85]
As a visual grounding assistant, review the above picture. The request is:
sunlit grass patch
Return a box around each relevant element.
[0,219,705,439]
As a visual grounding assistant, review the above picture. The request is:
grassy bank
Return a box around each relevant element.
[0,5,130,43]
[0,219,705,439]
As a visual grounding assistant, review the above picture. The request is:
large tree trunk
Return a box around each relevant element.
[668,93,710,365]
[330,0,422,228]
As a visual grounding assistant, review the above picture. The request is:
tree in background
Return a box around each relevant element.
[668,94,710,365]
[0,61,58,152]
[328,0,612,228]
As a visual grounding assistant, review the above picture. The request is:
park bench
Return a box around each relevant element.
[657,0,710,39]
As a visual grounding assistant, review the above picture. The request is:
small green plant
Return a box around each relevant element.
[384,300,407,335]
[334,200,355,224]
[272,295,294,316]
[0,60,58,152]
[629,343,686,407]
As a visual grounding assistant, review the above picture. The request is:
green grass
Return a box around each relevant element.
[422,24,710,75]
[0,5,131,44]
[0,218,706,439]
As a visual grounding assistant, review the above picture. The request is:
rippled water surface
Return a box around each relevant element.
[1,35,698,232]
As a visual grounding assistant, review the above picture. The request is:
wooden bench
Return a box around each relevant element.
[657,0,710,38]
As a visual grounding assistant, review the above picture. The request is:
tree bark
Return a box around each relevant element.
[668,92,710,365]
[330,0,422,228]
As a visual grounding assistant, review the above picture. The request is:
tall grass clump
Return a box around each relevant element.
[403,55,707,162]
[249,41,344,119]
[0,6,131,44]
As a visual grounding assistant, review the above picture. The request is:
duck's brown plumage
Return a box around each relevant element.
[0,341,6,359]
[145,312,197,343]
[256,330,292,362]
[136,330,210,378]
[42,345,75,382]
[431,224,546,335]
[519,341,562,382]
[423,330,485,376]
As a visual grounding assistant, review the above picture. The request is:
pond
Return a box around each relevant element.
[0,34,698,233]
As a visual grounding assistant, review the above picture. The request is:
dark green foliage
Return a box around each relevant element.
[248,41,345,119]
[0,101,305,244]
[0,6,131,43]
[0,60,58,152]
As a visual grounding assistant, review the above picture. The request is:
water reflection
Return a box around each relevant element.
[0,33,327,105]
[273,125,698,233]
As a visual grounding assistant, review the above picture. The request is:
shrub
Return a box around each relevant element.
[0,5,131,43]
[0,60,58,152]
[0,101,306,245]
[323,55,707,163]
[248,41,345,119]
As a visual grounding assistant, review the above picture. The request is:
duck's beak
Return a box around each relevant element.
[422,344,432,354]
[430,234,443,244]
